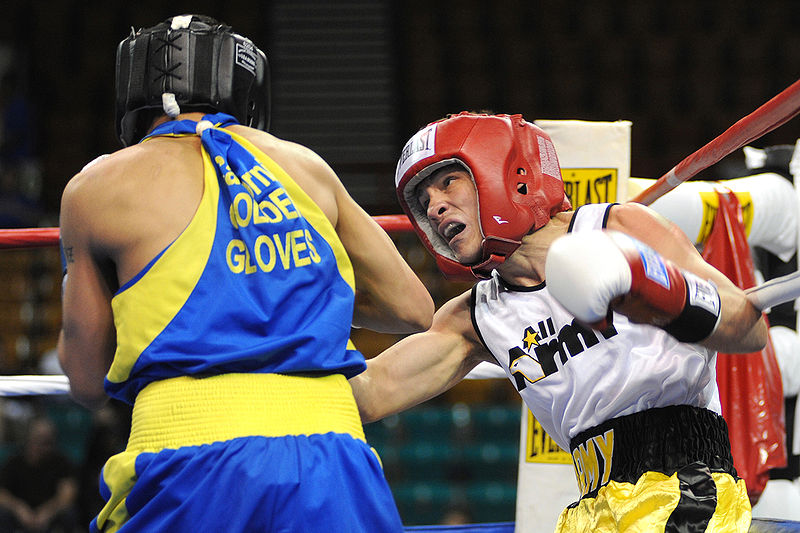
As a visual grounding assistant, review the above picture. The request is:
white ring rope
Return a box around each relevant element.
[0,375,70,396]
[0,371,504,398]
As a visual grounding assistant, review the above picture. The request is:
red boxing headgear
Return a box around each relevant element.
[395,112,571,281]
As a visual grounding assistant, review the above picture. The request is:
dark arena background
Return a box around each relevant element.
[1,1,800,531]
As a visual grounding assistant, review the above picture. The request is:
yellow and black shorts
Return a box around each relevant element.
[557,405,751,532]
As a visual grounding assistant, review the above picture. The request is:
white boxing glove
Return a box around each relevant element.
[545,230,632,327]
[545,230,721,342]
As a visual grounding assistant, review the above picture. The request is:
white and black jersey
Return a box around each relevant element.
[470,203,720,452]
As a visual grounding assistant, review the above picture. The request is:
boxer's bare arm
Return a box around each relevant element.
[350,291,487,422]
[57,167,117,409]
[334,187,434,333]
[608,203,766,352]
[57,140,205,408]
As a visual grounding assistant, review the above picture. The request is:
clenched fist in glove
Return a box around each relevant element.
[545,229,721,343]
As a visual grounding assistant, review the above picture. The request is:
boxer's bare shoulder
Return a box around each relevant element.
[61,136,206,287]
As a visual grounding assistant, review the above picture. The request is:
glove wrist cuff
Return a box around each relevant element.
[663,272,721,343]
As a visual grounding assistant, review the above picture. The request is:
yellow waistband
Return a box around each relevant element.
[127,373,365,452]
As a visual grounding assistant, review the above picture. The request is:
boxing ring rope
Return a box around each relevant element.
[0,375,70,396]
[0,217,413,249]
[0,227,61,250]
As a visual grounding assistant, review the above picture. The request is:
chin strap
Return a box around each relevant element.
[470,253,508,279]
[470,236,523,279]
[432,237,523,282]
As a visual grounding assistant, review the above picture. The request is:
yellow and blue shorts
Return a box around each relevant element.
[557,405,751,532]
[91,373,404,532]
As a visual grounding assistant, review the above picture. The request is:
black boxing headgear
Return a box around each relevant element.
[115,14,270,147]
[395,112,572,281]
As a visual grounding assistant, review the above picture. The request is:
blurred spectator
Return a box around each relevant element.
[0,416,79,532]
[439,505,473,525]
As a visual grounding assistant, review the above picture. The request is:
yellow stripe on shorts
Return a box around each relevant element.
[556,468,750,532]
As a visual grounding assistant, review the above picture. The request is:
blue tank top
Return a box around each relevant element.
[105,113,365,404]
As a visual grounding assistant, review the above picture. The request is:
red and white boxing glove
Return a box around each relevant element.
[545,230,721,343]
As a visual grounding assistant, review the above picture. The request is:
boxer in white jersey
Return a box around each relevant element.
[349,112,768,532]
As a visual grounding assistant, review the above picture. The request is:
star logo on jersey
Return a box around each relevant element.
[522,326,540,351]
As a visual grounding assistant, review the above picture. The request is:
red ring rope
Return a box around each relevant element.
[0,228,62,249]
[0,216,414,249]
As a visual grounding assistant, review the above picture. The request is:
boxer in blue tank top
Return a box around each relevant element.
[58,15,433,532]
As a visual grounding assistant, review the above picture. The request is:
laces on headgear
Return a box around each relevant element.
[152,31,184,118]
[152,33,184,82]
